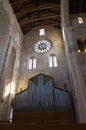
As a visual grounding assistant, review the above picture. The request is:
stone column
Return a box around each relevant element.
[61,0,86,123]
[65,27,86,123]
[61,0,70,27]
[71,52,86,123]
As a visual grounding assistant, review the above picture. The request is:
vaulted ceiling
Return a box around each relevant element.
[9,0,86,34]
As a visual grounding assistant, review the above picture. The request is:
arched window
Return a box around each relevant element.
[27,57,37,69]
[15,33,19,45]
[49,54,57,68]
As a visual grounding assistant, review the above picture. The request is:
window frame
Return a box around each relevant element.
[39,28,45,36]
[49,54,58,68]
[15,33,20,45]
[27,57,37,70]
[77,17,84,24]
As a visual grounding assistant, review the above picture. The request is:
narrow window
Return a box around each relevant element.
[27,57,37,69]
[78,17,84,24]
[49,56,53,67]
[29,58,33,69]
[15,34,19,45]
[49,54,57,68]
[33,58,36,69]
[39,29,45,36]
[53,55,58,67]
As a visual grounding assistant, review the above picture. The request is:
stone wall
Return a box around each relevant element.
[17,27,71,93]
[0,0,10,98]
[0,0,23,121]
[70,13,86,39]
[61,0,86,122]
